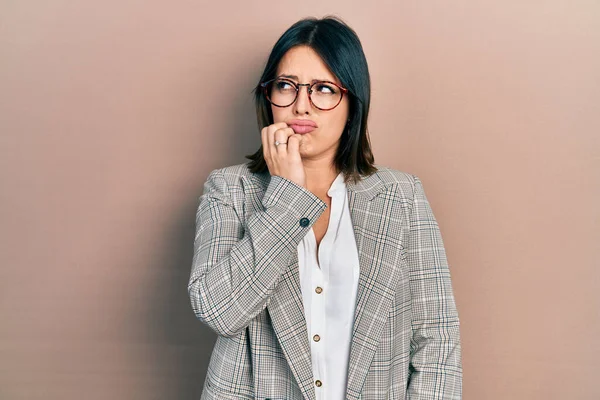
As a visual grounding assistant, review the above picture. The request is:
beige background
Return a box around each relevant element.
[1,1,599,399]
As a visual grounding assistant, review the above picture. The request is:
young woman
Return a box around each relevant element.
[189,16,462,400]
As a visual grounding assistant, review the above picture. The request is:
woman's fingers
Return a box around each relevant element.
[286,133,301,158]
[262,122,286,162]
[261,122,306,187]
[274,127,294,154]
[261,126,269,161]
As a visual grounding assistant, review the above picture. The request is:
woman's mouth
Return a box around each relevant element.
[290,124,316,134]
[287,119,318,134]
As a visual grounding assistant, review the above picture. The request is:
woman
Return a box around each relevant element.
[189,16,462,400]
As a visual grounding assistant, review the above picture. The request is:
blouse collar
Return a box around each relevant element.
[327,171,346,196]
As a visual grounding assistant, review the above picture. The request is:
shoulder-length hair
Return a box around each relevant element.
[245,16,376,184]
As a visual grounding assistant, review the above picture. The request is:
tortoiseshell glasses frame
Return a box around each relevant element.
[260,78,349,111]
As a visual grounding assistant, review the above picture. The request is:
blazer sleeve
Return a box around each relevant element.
[406,175,462,399]
[188,168,327,337]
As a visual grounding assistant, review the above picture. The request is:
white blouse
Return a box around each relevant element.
[297,171,361,400]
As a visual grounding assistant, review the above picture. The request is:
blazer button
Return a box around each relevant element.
[299,217,310,227]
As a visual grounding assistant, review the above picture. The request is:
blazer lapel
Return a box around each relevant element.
[253,170,401,400]
[267,252,315,400]
[344,174,403,400]
[251,170,314,400]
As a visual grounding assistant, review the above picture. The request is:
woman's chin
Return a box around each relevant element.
[298,145,312,158]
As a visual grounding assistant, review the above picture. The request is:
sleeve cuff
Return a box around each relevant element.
[262,174,327,223]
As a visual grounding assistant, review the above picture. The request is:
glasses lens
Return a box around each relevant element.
[266,79,297,107]
[310,82,342,110]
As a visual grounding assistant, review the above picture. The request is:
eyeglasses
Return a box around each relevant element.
[260,78,348,111]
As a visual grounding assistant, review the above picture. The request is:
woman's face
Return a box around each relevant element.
[271,45,349,161]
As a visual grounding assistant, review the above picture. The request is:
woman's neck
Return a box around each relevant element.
[303,161,339,196]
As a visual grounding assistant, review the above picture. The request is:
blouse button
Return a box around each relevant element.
[313,334,320,342]
[315,286,323,294]
[315,380,322,387]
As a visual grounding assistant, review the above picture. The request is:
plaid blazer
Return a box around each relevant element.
[189,163,462,400]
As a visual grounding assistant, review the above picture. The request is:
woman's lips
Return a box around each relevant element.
[289,124,316,134]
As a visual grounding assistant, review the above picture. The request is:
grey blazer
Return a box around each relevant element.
[188,163,462,400]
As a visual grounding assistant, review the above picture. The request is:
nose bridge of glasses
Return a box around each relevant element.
[296,83,313,96]
[288,83,311,108]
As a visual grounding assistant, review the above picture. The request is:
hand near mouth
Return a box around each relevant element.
[261,122,307,188]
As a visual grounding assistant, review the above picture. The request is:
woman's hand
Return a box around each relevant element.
[261,122,306,188]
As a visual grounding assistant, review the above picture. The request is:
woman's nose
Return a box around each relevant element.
[293,85,312,114]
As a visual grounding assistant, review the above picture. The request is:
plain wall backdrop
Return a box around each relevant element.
[1,1,599,399]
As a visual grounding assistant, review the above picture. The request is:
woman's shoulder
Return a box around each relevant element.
[206,162,419,194]
[205,162,269,189]
[370,164,417,185]
[210,162,254,177]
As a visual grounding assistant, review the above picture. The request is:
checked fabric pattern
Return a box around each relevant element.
[188,163,462,400]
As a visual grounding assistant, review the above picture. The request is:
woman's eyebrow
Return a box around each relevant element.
[278,74,333,83]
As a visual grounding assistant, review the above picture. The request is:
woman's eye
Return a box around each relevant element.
[276,80,294,90]
[316,84,336,94]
